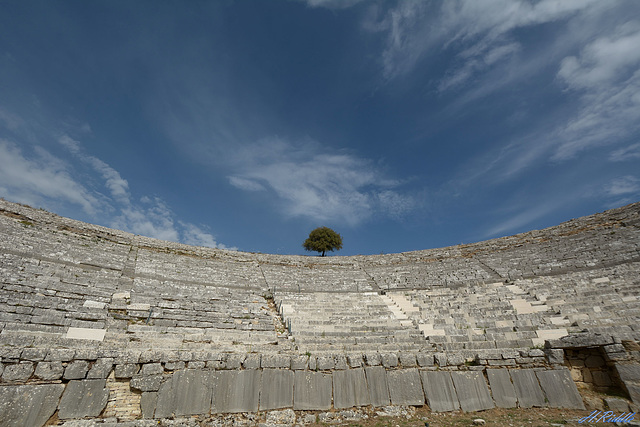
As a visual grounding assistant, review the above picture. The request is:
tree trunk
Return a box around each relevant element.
[321,251,325,257]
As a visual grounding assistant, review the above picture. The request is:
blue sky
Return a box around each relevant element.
[1,0,639,255]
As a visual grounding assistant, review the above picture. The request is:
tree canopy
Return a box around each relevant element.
[303,226,343,256]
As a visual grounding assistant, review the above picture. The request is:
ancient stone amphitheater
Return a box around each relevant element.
[1,198,639,426]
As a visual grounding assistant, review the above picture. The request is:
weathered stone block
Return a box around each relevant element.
[291,355,309,370]
[64,360,89,380]
[213,369,263,414]
[35,361,64,380]
[388,368,424,406]
[2,362,34,382]
[243,354,261,369]
[141,362,164,375]
[316,356,335,370]
[0,384,64,427]
[417,353,434,367]
[365,366,390,407]
[156,369,213,417]
[260,369,294,410]
[131,374,164,392]
[261,354,291,369]
[364,353,381,366]
[115,363,139,379]
[333,368,370,409]
[293,371,332,410]
[58,379,110,419]
[451,371,494,412]
[487,369,517,408]
[87,358,114,379]
[536,368,585,409]
[421,370,459,412]
[381,353,398,368]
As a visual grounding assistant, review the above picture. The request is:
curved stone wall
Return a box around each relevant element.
[1,198,639,425]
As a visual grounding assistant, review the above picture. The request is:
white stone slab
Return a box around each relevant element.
[532,329,568,346]
[65,328,106,341]
[419,324,446,336]
[128,303,151,311]
[510,299,535,314]
[112,292,130,300]
[592,277,610,283]
[83,300,106,309]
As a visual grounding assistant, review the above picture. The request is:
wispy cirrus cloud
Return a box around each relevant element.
[0,107,233,249]
[554,22,640,159]
[0,139,99,214]
[227,138,418,225]
[369,0,602,82]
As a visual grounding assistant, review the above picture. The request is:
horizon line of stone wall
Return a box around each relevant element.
[1,198,639,294]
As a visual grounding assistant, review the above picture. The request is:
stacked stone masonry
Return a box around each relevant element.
[0,198,639,425]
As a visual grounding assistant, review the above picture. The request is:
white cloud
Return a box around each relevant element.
[610,143,640,162]
[0,139,98,213]
[59,134,131,203]
[228,176,265,192]
[553,23,640,160]
[605,175,639,196]
[372,0,602,82]
[228,138,416,225]
[298,0,364,9]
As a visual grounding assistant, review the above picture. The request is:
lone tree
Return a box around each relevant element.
[303,226,343,257]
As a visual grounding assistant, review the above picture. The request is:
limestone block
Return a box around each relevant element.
[260,369,294,411]
[333,368,370,409]
[63,360,89,380]
[87,357,113,378]
[364,353,381,366]
[131,374,164,392]
[365,366,390,407]
[291,355,309,370]
[212,370,261,413]
[451,371,494,412]
[421,371,460,412]
[316,356,335,370]
[388,368,424,406]
[141,362,164,376]
[417,353,434,367]
[347,354,362,368]
[334,355,348,370]
[21,348,47,361]
[509,369,546,408]
[261,354,291,369]
[293,371,332,410]
[164,361,185,371]
[115,363,139,379]
[605,397,630,413]
[399,353,417,367]
[545,349,565,365]
[0,384,64,427]
[141,391,158,419]
[536,368,585,409]
[381,353,399,368]
[35,361,64,380]
[2,362,34,382]
[65,327,106,341]
[58,379,110,419]
[225,354,245,369]
[243,354,261,369]
[616,364,640,382]
[45,349,75,362]
[487,369,517,408]
[156,369,213,417]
